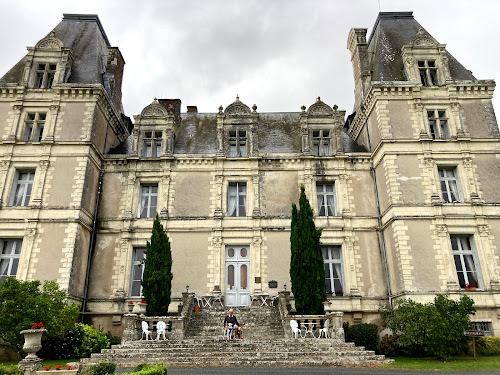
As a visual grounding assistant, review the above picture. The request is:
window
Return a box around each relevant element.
[316,183,336,216]
[427,110,449,139]
[0,239,22,283]
[438,168,462,203]
[36,63,56,89]
[138,184,158,218]
[472,322,492,336]
[451,236,482,290]
[418,60,438,86]
[312,130,331,156]
[129,248,145,297]
[228,182,246,217]
[144,131,162,157]
[229,130,247,157]
[10,171,35,206]
[323,246,344,295]
[23,112,46,142]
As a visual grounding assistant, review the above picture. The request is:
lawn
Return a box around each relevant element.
[382,355,500,371]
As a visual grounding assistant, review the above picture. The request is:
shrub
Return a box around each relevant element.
[0,278,80,354]
[105,331,121,346]
[129,362,167,375]
[134,363,148,372]
[0,364,18,375]
[76,324,110,358]
[477,336,500,355]
[85,362,116,375]
[345,323,379,351]
[39,322,84,359]
[381,294,475,360]
[378,334,404,356]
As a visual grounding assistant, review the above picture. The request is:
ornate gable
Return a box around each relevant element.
[140,98,168,117]
[224,95,251,116]
[35,31,63,50]
[307,97,334,116]
[411,28,439,48]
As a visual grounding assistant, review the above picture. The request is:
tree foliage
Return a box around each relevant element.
[381,294,475,360]
[142,214,173,316]
[290,186,326,314]
[0,278,79,353]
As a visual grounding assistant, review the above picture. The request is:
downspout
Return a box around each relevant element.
[81,121,110,322]
[362,110,393,309]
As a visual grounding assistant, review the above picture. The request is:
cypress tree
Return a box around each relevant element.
[290,186,326,314]
[142,214,173,316]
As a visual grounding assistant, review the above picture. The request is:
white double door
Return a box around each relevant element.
[225,246,250,306]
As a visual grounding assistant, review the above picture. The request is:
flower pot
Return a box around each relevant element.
[138,302,147,314]
[465,287,476,292]
[194,305,200,312]
[322,300,332,313]
[127,303,134,313]
[20,329,46,360]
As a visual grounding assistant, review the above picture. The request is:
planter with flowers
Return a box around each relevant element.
[138,300,147,314]
[127,301,134,313]
[20,322,46,360]
[465,283,477,291]
[41,364,78,375]
[335,290,344,296]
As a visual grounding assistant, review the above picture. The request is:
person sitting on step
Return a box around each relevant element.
[223,308,243,339]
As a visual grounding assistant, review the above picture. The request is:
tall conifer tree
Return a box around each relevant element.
[290,186,326,314]
[142,214,173,316]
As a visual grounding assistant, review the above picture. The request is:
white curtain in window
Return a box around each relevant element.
[317,195,325,214]
[139,194,148,217]
[228,187,237,216]
[14,184,26,205]
[449,180,460,202]
[0,259,8,276]
[327,194,335,216]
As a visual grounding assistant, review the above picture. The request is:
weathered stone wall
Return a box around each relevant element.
[387,101,413,139]
[261,171,299,217]
[170,172,211,217]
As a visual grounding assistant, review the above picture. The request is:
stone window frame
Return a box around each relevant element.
[426,109,450,140]
[129,247,146,297]
[316,182,337,217]
[9,169,36,207]
[35,62,57,89]
[417,59,438,86]
[228,129,247,157]
[437,166,463,203]
[143,130,162,158]
[137,183,158,219]
[0,238,23,283]
[311,129,331,156]
[322,245,344,296]
[23,111,47,142]
[450,235,483,290]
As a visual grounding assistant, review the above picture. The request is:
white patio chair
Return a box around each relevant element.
[212,294,223,307]
[317,319,329,339]
[250,294,259,306]
[269,295,278,306]
[156,321,166,340]
[290,320,301,339]
[195,296,203,307]
[141,321,152,340]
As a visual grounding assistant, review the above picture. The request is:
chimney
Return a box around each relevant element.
[187,106,198,113]
[347,28,371,110]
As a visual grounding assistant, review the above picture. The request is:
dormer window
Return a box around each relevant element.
[144,131,162,157]
[23,112,46,142]
[229,130,247,157]
[418,60,438,86]
[312,130,331,156]
[36,63,56,88]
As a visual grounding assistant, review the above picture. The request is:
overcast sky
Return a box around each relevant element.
[1,0,499,118]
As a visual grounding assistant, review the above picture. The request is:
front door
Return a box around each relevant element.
[225,246,250,306]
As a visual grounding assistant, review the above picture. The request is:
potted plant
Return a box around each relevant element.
[127,301,134,313]
[465,283,477,291]
[138,300,147,314]
[20,322,47,360]
[335,289,344,296]
[322,299,332,312]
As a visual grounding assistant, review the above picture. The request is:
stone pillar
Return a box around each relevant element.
[0,159,11,207]
[8,105,23,141]
[44,104,59,141]
[31,160,49,207]
[122,314,140,344]
[327,312,345,341]
[252,174,260,217]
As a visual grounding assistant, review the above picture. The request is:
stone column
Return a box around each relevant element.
[8,105,23,141]
[30,160,49,207]
[160,175,170,218]
[252,174,260,217]
[0,159,11,207]
[44,104,59,141]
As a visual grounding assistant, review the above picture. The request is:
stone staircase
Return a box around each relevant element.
[81,306,393,368]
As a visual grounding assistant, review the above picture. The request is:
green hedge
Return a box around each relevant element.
[477,337,500,356]
[85,361,116,375]
[76,324,110,358]
[345,323,379,351]
[130,362,168,375]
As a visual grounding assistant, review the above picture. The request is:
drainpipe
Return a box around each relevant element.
[81,122,110,322]
[362,110,393,309]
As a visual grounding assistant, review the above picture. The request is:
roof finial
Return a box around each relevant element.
[154,97,158,102]
[317,96,321,102]
[236,94,240,101]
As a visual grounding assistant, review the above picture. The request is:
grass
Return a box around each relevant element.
[382,355,500,371]
[1,359,79,374]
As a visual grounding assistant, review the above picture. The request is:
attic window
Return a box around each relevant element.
[312,130,331,156]
[228,130,247,157]
[36,63,56,88]
[143,131,162,157]
[418,60,438,86]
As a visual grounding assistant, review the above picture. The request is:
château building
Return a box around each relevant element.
[0,12,498,336]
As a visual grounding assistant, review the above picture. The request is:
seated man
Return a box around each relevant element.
[223,308,243,339]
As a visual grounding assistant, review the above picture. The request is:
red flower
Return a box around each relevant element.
[49,365,53,368]
[140,300,147,304]
[31,322,44,329]
[45,367,49,371]
[55,365,61,370]
[67,365,73,370]
[128,301,134,304]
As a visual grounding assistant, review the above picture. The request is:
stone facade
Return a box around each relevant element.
[0,12,499,337]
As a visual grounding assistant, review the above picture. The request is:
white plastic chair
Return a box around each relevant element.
[290,320,301,339]
[141,321,152,340]
[269,295,278,306]
[224,323,235,340]
[156,321,166,340]
[317,319,329,339]
[250,294,259,306]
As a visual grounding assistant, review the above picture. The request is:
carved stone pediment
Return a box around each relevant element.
[412,28,438,48]
[307,97,334,116]
[35,32,63,50]
[224,95,251,116]
[140,98,168,117]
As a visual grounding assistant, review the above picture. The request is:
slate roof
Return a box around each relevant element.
[0,14,111,86]
[367,12,475,82]
[109,112,368,155]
